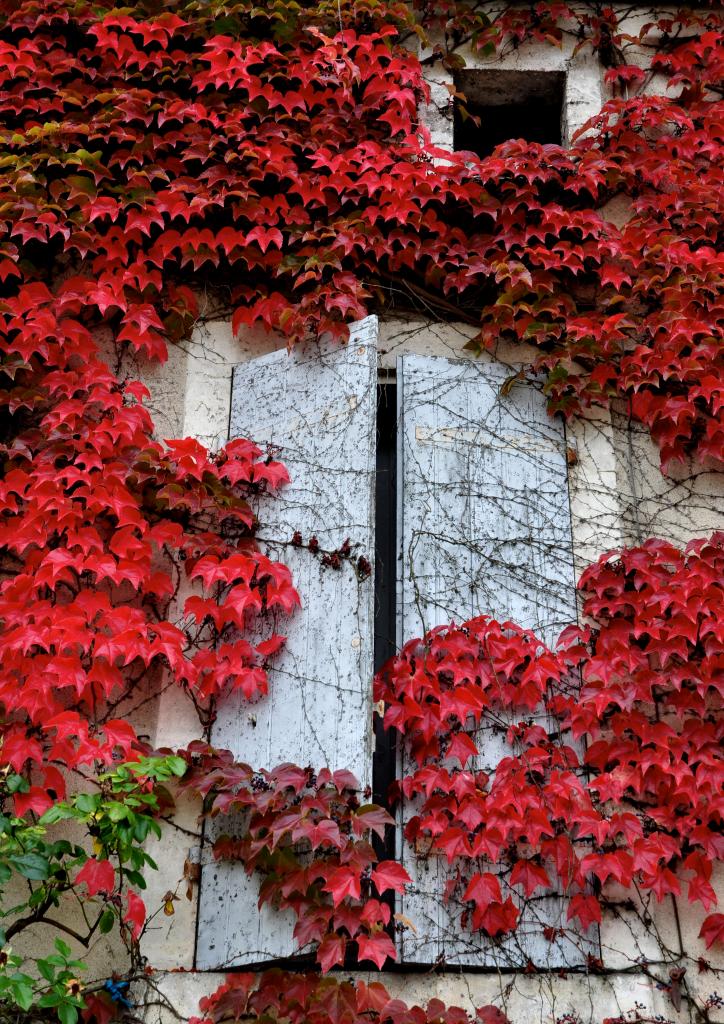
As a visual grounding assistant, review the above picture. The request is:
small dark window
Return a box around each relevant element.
[453,69,565,158]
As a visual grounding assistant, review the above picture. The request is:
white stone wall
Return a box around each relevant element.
[419,36,603,151]
[417,2,689,153]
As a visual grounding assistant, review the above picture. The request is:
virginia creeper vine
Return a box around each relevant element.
[0,0,722,1022]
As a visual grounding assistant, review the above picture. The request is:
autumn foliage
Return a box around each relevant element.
[376,534,724,942]
[0,0,722,1021]
[191,969,511,1024]
[181,753,406,972]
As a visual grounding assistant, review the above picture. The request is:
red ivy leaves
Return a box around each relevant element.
[185,533,723,965]
[0,2,721,474]
[179,747,403,971]
[370,861,412,894]
[700,914,724,949]
[75,858,116,897]
[567,893,602,933]
[555,532,724,862]
[0,0,721,987]
[192,970,508,1024]
[124,890,146,941]
[375,534,724,943]
[0,280,298,774]
[356,934,397,970]
[509,859,551,898]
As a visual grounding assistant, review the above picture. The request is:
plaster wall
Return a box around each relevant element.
[418,31,603,152]
[417,2,691,155]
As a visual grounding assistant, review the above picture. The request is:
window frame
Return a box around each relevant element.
[418,49,604,154]
[452,68,566,156]
[196,324,598,971]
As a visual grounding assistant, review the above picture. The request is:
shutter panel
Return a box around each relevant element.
[397,355,576,645]
[396,354,592,968]
[196,317,377,969]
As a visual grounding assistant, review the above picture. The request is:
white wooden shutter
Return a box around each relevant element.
[196,317,377,969]
[396,354,593,967]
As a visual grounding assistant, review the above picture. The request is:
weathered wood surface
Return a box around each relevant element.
[397,355,576,646]
[196,317,378,969]
[395,354,591,967]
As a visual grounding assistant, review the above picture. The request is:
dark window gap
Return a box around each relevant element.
[453,69,565,158]
[372,381,398,870]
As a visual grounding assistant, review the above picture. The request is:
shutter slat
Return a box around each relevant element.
[396,354,592,968]
[196,317,377,969]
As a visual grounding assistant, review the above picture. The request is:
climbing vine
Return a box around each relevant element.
[190,969,513,1024]
[178,534,723,996]
[0,0,722,1022]
[375,534,724,945]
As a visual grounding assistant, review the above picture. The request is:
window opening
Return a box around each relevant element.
[453,69,565,157]
[210,346,583,969]
[373,380,398,869]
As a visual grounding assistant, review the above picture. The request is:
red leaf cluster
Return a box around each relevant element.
[192,970,508,1024]
[0,318,297,783]
[375,534,724,941]
[180,746,407,972]
[0,2,721,474]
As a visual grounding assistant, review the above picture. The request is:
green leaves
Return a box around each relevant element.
[5,774,29,795]
[98,908,116,934]
[0,972,35,1013]
[58,1004,79,1024]
[0,754,186,1014]
[72,793,98,815]
[0,940,86,1024]
[0,814,64,898]
[8,852,50,881]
